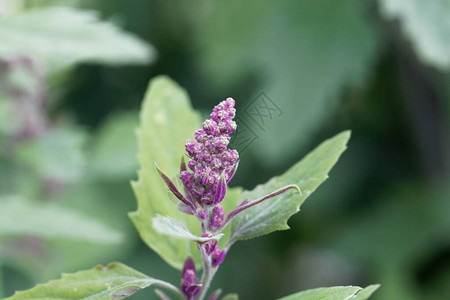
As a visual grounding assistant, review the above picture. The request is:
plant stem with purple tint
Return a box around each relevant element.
[156,98,299,299]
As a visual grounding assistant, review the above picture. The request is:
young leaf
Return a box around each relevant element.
[129,76,203,270]
[153,215,223,243]
[0,7,155,73]
[278,285,379,300]
[0,196,122,244]
[228,131,350,244]
[4,262,180,300]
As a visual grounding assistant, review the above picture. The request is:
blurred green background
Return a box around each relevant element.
[0,0,449,299]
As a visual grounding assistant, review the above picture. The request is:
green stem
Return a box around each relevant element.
[197,245,218,300]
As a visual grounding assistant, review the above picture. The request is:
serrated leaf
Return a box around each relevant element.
[0,196,122,244]
[153,215,223,243]
[379,0,450,69]
[4,262,168,300]
[278,285,379,300]
[229,131,350,243]
[129,76,202,270]
[0,7,155,73]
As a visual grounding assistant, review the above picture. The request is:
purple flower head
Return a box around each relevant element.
[181,257,201,300]
[181,98,239,207]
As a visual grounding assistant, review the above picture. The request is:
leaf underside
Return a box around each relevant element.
[153,214,224,243]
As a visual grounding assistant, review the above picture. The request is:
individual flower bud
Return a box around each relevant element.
[194,129,205,142]
[212,247,226,267]
[218,120,236,134]
[181,257,201,300]
[202,232,217,255]
[212,136,230,152]
[214,174,226,205]
[199,210,208,220]
[180,170,192,184]
[202,119,220,136]
[185,139,203,158]
[210,206,225,231]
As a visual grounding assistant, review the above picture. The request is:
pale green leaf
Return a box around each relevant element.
[352,285,380,300]
[0,196,122,244]
[129,76,202,270]
[88,112,139,180]
[0,7,155,73]
[15,128,86,183]
[278,285,379,300]
[229,131,350,243]
[379,0,450,69]
[4,262,173,300]
[153,215,224,243]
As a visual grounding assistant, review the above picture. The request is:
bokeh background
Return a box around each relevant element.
[0,0,449,299]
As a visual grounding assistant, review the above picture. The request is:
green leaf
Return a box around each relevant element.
[195,0,378,166]
[221,294,239,300]
[379,0,450,69]
[15,127,86,184]
[88,112,139,180]
[4,262,175,300]
[229,131,350,243]
[0,196,122,244]
[129,76,202,270]
[152,215,224,243]
[353,285,380,300]
[278,285,379,300]
[0,7,155,73]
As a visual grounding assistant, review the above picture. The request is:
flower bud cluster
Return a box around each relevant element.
[180,98,239,207]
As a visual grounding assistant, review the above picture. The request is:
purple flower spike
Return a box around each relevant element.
[180,98,239,207]
[181,257,202,300]
[210,206,225,231]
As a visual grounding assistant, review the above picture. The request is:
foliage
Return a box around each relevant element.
[3,76,378,299]
[1,0,449,299]
[379,0,450,69]
[4,263,175,300]
[0,7,155,74]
